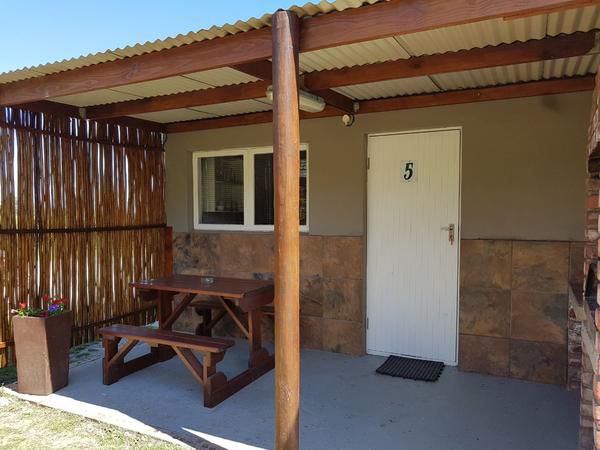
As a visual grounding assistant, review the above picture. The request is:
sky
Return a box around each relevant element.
[0,0,289,73]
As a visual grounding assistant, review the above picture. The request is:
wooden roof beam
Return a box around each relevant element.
[165,75,594,133]
[0,0,592,106]
[97,30,591,120]
[304,31,597,90]
[0,28,273,107]
[51,31,598,120]
[17,100,166,132]
[358,74,594,114]
[86,61,355,119]
[298,0,595,52]
[232,60,356,114]
[86,80,271,120]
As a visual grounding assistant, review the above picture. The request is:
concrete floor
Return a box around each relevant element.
[6,340,580,450]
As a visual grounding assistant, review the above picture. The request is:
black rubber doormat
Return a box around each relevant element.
[376,355,445,382]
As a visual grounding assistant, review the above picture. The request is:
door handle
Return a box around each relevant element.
[441,224,455,245]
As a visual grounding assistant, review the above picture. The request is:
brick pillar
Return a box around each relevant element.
[570,316,584,390]
[582,345,595,449]
[581,69,600,450]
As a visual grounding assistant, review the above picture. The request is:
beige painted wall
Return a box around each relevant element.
[166,91,590,240]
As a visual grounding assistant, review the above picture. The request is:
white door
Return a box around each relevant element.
[366,129,461,364]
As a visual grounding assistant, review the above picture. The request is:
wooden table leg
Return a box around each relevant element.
[195,308,212,336]
[247,309,272,369]
[154,291,176,361]
[157,291,173,326]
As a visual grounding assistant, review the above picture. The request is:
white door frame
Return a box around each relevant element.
[365,127,462,365]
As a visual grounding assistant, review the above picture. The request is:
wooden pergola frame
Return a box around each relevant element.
[1,1,599,448]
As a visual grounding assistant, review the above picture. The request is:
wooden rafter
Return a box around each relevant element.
[19,100,166,132]
[304,31,597,90]
[165,76,595,133]
[165,106,341,133]
[298,0,595,52]
[231,61,274,80]
[86,81,271,119]
[232,60,356,114]
[358,75,594,113]
[0,28,272,106]
[82,31,592,120]
[0,0,592,106]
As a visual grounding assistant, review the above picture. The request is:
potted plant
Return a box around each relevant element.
[12,296,72,395]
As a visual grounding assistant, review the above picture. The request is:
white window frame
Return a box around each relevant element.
[192,144,309,232]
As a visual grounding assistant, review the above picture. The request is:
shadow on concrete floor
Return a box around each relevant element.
[5,339,580,450]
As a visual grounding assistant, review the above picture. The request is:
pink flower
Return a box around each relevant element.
[18,303,26,310]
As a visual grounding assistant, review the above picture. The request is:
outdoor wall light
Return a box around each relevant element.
[265,85,326,113]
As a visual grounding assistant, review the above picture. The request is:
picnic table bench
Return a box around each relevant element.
[99,324,234,407]
[98,274,275,408]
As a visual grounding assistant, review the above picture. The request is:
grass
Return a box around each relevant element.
[0,392,183,449]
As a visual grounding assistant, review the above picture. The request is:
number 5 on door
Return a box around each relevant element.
[401,160,417,183]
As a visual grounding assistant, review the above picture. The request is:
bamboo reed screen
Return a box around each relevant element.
[0,107,167,366]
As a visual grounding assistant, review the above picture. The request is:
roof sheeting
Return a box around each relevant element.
[432,54,600,92]
[0,0,381,84]
[1,1,599,123]
[299,5,600,72]
[3,1,600,84]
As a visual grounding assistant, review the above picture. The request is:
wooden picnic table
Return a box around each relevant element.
[131,274,274,366]
[100,274,275,407]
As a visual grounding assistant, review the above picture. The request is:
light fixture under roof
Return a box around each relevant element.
[265,86,326,113]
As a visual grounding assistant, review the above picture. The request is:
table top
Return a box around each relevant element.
[130,274,273,299]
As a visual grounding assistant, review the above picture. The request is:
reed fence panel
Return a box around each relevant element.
[0,108,167,366]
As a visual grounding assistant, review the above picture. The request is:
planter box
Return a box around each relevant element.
[13,311,72,395]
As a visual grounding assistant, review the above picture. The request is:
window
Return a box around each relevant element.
[192,145,309,231]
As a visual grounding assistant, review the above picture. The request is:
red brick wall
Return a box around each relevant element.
[580,69,600,450]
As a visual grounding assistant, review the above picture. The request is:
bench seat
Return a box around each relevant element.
[98,324,236,407]
[99,324,234,352]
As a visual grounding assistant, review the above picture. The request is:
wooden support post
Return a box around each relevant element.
[272,10,301,450]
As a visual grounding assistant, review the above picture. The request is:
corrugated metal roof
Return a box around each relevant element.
[432,54,600,92]
[299,5,600,72]
[334,76,440,100]
[300,38,411,72]
[2,0,599,123]
[131,108,216,123]
[113,76,211,98]
[194,98,272,116]
[52,89,140,107]
[184,67,259,86]
[334,54,600,101]
[4,1,600,84]
[128,98,273,123]
[0,0,382,84]
[396,5,600,57]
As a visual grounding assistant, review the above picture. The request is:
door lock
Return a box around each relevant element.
[441,224,455,245]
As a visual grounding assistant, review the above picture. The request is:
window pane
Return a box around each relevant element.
[254,151,307,226]
[199,155,244,225]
